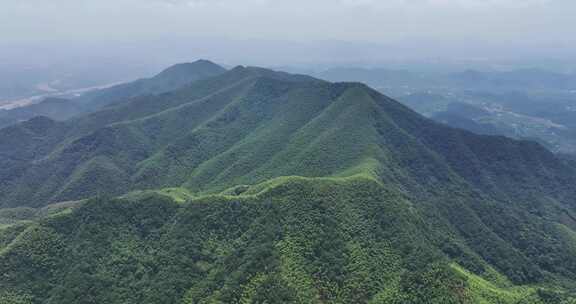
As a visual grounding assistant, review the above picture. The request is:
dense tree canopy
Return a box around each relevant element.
[1,65,576,303]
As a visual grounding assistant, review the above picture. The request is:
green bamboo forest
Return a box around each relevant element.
[1,61,576,303]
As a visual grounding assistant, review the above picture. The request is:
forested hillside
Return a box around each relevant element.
[1,64,576,303]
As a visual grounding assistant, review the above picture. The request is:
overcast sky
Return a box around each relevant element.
[2,0,575,67]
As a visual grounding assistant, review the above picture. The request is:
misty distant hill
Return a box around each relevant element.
[312,66,576,155]
[317,66,576,90]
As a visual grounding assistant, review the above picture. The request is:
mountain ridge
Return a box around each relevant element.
[0,60,227,129]
[1,63,576,303]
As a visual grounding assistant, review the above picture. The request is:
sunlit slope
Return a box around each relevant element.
[3,65,570,209]
[1,176,575,303]
[0,67,323,207]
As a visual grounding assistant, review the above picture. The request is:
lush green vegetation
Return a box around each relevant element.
[2,177,574,303]
[1,64,576,303]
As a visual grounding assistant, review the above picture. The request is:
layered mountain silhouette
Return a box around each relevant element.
[1,62,576,303]
[0,60,226,129]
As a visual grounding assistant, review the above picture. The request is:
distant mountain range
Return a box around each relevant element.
[313,67,576,155]
[1,61,576,303]
[316,67,576,91]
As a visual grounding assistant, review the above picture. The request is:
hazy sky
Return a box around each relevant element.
[2,0,575,66]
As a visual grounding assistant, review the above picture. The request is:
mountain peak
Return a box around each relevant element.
[154,60,226,80]
[74,59,228,111]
